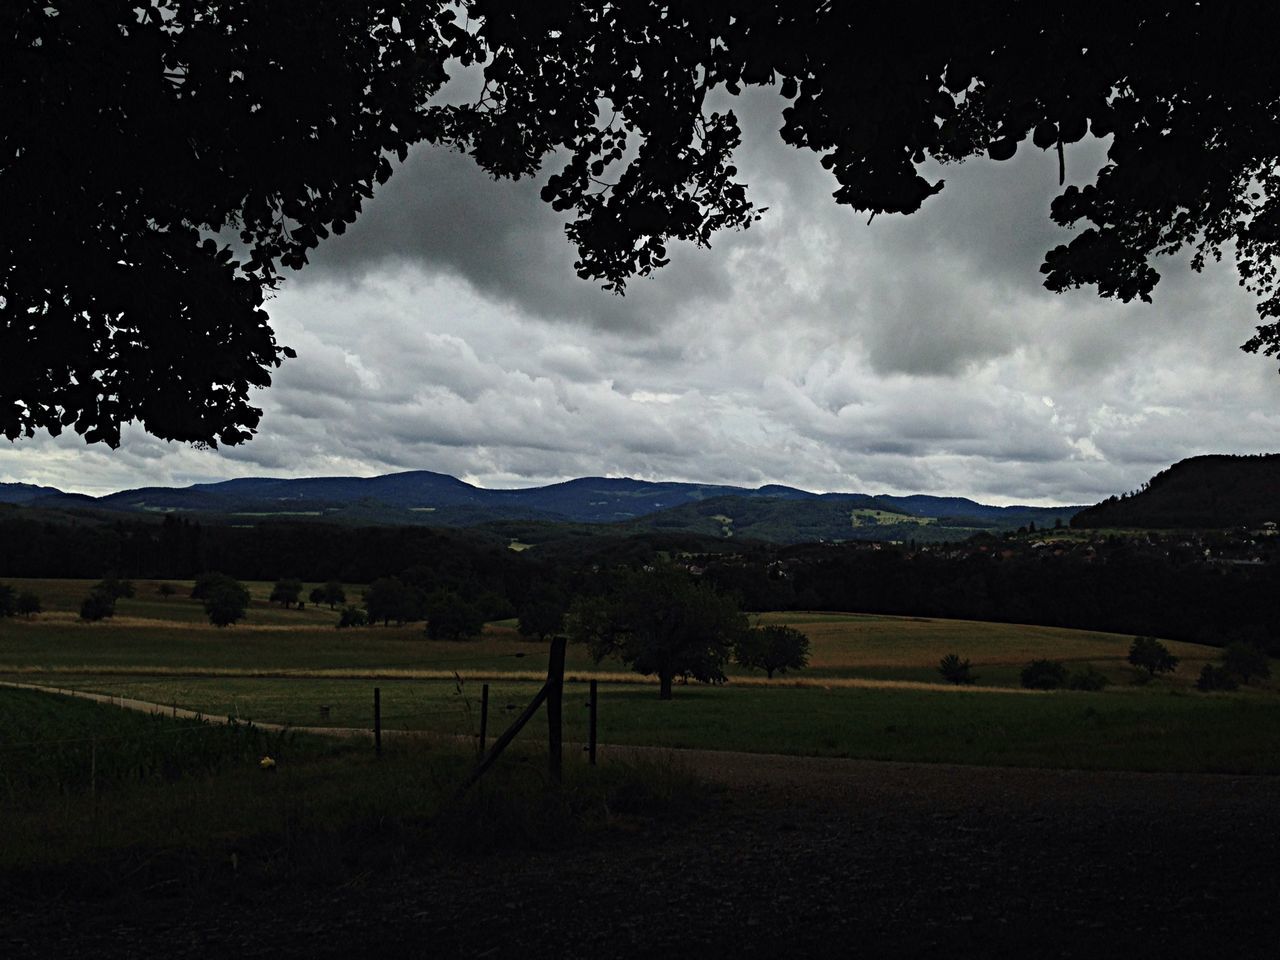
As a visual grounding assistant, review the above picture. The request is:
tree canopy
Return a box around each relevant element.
[9,3,1280,447]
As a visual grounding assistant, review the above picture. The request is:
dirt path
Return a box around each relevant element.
[5,681,1279,958]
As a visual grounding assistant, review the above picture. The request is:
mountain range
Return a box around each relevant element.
[0,471,1081,544]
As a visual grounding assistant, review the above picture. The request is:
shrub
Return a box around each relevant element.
[94,577,135,600]
[0,582,15,617]
[1196,664,1239,692]
[937,653,977,685]
[1067,664,1109,691]
[1020,659,1067,690]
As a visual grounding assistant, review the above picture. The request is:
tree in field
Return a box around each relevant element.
[191,571,240,600]
[337,605,368,629]
[1196,664,1239,693]
[94,577,135,601]
[156,583,176,601]
[309,581,346,610]
[15,591,41,619]
[735,624,810,680]
[1127,637,1179,679]
[204,578,250,628]
[568,563,748,700]
[13,5,1280,448]
[79,590,116,622]
[1222,642,1271,685]
[0,583,15,618]
[363,577,413,627]
[517,592,568,641]
[269,578,303,608]
[937,653,977,686]
[424,589,485,642]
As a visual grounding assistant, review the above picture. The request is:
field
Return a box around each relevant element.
[3,577,1276,777]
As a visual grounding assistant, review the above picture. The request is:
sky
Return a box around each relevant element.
[4,87,1280,506]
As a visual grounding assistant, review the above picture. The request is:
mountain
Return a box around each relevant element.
[8,470,1084,542]
[0,482,64,504]
[1072,454,1280,529]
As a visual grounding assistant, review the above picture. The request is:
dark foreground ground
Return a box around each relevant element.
[4,748,1278,959]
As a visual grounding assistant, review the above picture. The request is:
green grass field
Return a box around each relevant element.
[2,577,1277,775]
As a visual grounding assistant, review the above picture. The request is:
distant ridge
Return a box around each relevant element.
[0,470,1084,543]
[1071,454,1280,529]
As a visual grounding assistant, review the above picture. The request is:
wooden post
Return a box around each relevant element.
[546,636,566,783]
[588,678,598,766]
[374,687,382,757]
[479,683,490,755]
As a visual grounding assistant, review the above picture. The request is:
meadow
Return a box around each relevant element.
[1,577,1276,778]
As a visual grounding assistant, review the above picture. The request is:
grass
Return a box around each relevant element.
[0,686,704,880]
[2,577,1276,777]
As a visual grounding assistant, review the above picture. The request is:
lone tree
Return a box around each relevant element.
[11,6,1280,447]
[269,578,303,608]
[568,563,747,700]
[735,624,811,680]
[204,577,251,628]
[79,590,116,622]
[938,653,977,685]
[363,577,414,627]
[1128,636,1180,679]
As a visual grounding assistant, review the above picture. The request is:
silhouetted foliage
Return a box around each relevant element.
[735,624,811,680]
[363,577,414,627]
[1128,637,1179,678]
[269,578,303,608]
[94,577,134,600]
[517,592,568,641]
[1021,659,1068,690]
[424,589,485,642]
[0,583,15,618]
[15,591,41,618]
[13,6,1280,446]
[568,563,747,699]
[1196,664,1240,693]
[937,653,977,685]
[79,591,115,622]
[1223,642,1272,685]
[310,581,346,609]
[156,583,177,600]
[203,578,250,628]
[337,605,368,629]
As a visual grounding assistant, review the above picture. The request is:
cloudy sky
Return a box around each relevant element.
[4,87,1279,506]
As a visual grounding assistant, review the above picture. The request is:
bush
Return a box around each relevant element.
[0,582,14,618]
[337,605,368,628]
[94,577,135,600]
[937,653,977,685]
[1067,664,1109,691]
[1196,664,1240,692]
[1020,659,1068,690]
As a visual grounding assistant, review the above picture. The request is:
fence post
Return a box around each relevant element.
[479,683,490,756]
[374,687,382,757]
[546,636,566,783]
[588,678,598,767]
